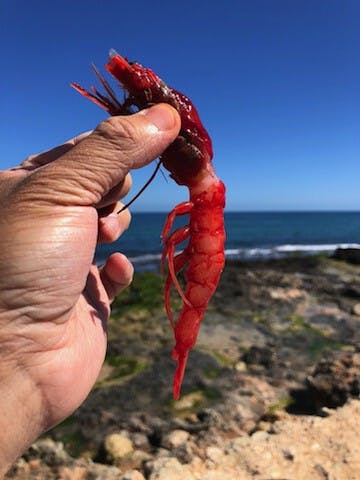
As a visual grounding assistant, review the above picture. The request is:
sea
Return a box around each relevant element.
[96,211,360,271]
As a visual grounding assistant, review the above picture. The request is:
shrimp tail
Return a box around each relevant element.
[172,347,189,400]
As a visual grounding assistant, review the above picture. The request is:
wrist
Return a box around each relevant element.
[0,358,46,476]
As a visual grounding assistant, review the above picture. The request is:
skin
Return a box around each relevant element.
[0,104,181,476]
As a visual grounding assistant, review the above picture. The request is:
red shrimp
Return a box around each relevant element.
[72,50,226,399]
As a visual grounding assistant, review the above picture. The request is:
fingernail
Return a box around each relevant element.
[139,104,179,132]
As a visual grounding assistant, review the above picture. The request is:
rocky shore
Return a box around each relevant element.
[6,253,360,479]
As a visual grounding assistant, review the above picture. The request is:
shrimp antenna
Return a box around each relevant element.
[117,160,162,213]
[159,165,168,183]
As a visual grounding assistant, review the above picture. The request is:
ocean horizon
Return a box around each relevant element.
[96,211,360,270]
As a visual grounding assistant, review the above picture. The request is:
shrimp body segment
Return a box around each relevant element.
[72,51,226,398]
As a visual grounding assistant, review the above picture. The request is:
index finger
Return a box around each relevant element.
[11,131,93,173]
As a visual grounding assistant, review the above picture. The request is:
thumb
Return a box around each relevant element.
[15,104,180,208]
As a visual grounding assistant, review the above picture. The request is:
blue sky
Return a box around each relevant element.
[1,0,359,211]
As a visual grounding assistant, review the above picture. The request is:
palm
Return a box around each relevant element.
[0,198,111,426]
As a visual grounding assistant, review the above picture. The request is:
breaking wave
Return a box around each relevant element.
[224,243,360,260]
[123,244,360,270]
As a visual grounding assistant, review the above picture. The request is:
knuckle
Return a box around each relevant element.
[97,116,139,147]
[95,117,143,171]
[95,116,152,170]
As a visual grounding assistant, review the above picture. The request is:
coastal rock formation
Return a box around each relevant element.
[6,255,360,479]
[333,247,360,265]
[7,401,360,479]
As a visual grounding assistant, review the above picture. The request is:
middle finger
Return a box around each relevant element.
[97,201,131,244]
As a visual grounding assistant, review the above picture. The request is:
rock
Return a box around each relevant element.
[174,443,194,464]
[333,248,360,265]
[162,429,190,449]
[131,433,150,450]
[228,436,248,452]
[197,408,223,428]
[306,352,360,409]
[269,287,305,301]
[56,465,88,479]
[172,391,205,411]
[9,455,123,480]
[60,461,122,479]
[102,433,134,464]
[205,446,225,464]
[242,345,276,369]
[171,409,223,435]
[147,457,195,480]
[342,285,360,299]
[251,430,270,441]
[25,438,71,466]
[120,471,146,480]
[128,414,152,434]
[353,303,360,316]
[234,360,247,371]
[131,449,152,468]
[257,420,273,433]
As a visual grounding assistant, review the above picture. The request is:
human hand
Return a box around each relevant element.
[0,104,180,474]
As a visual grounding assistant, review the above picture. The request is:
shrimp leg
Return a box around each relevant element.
[161,201,193,241]
[162,226,191,308]
[164,251,188,327]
